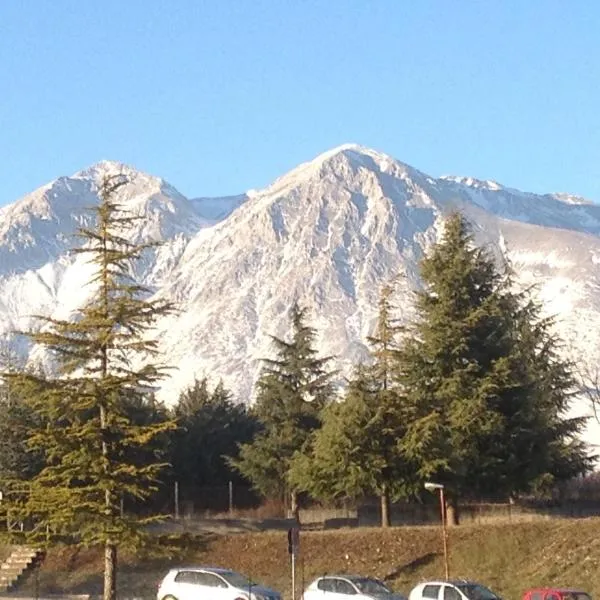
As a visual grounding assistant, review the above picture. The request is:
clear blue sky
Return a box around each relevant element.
[2,1,599,206]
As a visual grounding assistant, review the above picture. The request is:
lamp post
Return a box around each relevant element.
[424,482,449,579]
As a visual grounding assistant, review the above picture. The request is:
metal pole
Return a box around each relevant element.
[440,488,449,579]
[175,481,180,519]
[229,480,233,515]
[301,546,305,600]
[291,551,296,600]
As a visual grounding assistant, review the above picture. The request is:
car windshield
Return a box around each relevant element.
[220,571,256,589]
[563,594,592,600]
[352,578,392,595]
[457,584,500,600]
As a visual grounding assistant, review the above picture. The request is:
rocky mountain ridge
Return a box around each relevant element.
[1,145,598,446]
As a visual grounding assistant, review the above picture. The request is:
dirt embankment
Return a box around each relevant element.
[14,518,600,600]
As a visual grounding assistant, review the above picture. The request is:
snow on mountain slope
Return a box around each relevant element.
[0,145,599,449]
[190,193,248,222]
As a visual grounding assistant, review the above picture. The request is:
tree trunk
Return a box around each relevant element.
[290,490,300,524]
[103,541,117,600]
[380,487,391,528]
[446,496,460,526]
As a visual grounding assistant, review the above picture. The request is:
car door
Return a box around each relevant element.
[308,579,335,600]
[195,572,231,600]
[443,586,461,600]
[331,579,358,600]
[173,571,208,600]
[421,585,442,600]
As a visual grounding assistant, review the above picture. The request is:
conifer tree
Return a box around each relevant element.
[4,175,175,600]
[169,378,258,491]
[0,339,43,483]
[231,304,335,516]
[290,285,414,527]
[396,212,591,523]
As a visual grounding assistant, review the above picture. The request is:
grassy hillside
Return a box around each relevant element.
[19,518,600,600]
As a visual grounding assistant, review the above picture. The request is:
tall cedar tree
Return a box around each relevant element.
[396,212,591,522]
[3,175,175,600]
[169,378,258,498]
[0,340,44,483]
[231,304,335,515]
[290,285,414,527]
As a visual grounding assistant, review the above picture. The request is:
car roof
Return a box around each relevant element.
[171,566,235,574]
[526,589,588,594]
[320,575,376,580]
[419,580,477,585]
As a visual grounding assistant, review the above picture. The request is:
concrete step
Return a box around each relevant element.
[0,546,44,593]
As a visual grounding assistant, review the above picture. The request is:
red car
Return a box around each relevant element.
[523,589,592,600]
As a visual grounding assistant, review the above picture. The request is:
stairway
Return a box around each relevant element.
[0,546,44,593]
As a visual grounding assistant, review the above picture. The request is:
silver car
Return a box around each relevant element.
[157,566,281,600]
[303,575,407,600]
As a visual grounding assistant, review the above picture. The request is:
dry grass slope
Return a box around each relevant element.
[15,518,600,600]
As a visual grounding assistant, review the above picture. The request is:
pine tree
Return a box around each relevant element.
[290,285,414,527]
[0,338,43,483]
[396,212,592,523]
[231,304,335,516]
[169,378,258,492]
[4,175,175,600]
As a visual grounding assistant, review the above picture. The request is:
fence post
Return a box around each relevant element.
[174,481,180,519]
[228,481,233,515]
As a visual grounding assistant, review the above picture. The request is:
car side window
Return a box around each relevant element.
[531,594,542,600]
[334,580,356,595]
[444,587,461,600]
[318,579,336,592]
[174,571,197,584]
[423,585,441,600]
[546,595,560,600]
[196,573,228,588]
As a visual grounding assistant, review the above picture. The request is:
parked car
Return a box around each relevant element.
[303,575,407,600]
[409,580,501,600]
[523,589,592,600]
[157,566,282,600]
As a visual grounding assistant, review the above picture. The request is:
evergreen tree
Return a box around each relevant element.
[396,212,592,522]
[290,285,414,527]
[231,304,335,516]
[0,384,43,484]
[3,175,175,600]
[169,378,258,493]
[0,339,43,483]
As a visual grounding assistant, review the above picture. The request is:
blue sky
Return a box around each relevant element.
[2,1,599,206]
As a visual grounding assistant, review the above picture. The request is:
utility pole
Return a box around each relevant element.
[425,482,449,579]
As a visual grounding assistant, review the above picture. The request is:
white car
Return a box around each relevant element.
[157,566,282,600]
[409,580,501,600]
[303,575,407,600]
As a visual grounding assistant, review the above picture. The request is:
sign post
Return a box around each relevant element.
[288,527,300,600]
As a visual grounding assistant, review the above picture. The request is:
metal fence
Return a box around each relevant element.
[153,479,600,529]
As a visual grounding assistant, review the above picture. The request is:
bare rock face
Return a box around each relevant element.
[1,145,599,446]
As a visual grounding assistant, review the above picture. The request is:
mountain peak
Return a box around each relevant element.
[312,143,402,167]
[73,160,143,183]
[261,144,418,198]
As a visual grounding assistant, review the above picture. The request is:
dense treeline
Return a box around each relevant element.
[0,205,594,600]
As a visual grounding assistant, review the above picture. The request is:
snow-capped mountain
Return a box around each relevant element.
[1,145,599,447]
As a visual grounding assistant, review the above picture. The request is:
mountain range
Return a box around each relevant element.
[1,144,599,448]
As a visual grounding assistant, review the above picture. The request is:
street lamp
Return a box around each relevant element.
[424,482,449,579]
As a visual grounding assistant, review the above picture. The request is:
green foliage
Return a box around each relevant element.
[395,212,592,501]
[0,383,44,482]
[290,285,416,508]
[231,304,335,500]
[169,378,258,489]
[1,175,176,598]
